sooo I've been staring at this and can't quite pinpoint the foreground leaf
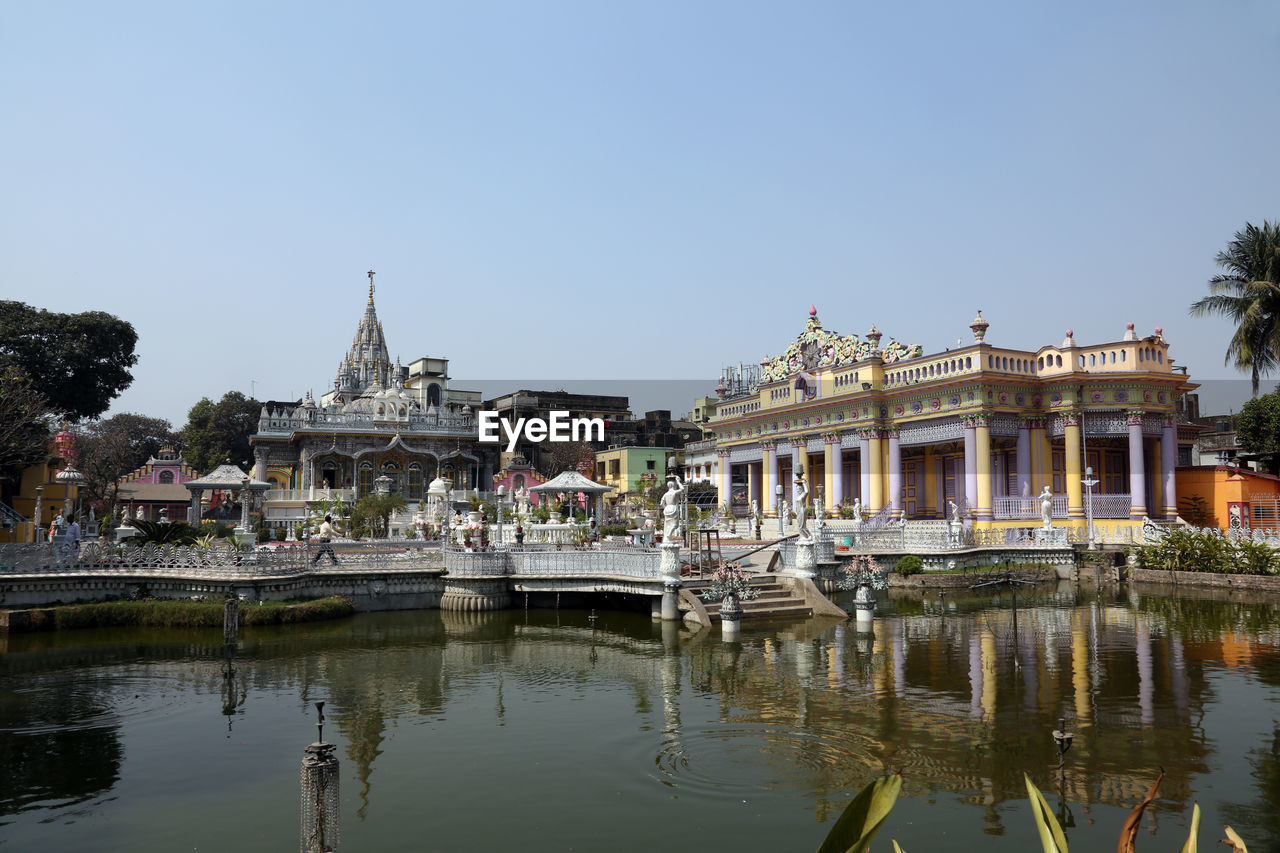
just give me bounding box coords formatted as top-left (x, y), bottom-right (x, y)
top-left (1118, 770), bottom-right (1165, 853)
top-left (892, 842), bottom-right (907, 853)
top-left (1025, 774), bottom-right (1069, 853)
top-left (816, 773), bottom-right (903, 853)
top-left (1221, 825), bottom-right (1247, 853)
top-left (1179, 803), bottom-right (1201, 853)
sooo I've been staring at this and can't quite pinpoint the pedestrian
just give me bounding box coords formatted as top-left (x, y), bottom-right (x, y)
top-left (312, 514), bottom-right (339, 565)
top-left (61, 512), bottom-right (81, 558)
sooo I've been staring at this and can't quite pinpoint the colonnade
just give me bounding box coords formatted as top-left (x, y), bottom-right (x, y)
top-left (713, 411), bottom-right (1180, 522)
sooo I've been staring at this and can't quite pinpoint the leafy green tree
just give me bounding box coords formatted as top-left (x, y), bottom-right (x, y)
top-left (0, 301), bottom-right (139, 420)
top-left (181, 392), bottom-right (261, 475)
top-left (352, 492), bottom-right (407, 538)
top-left (1235, 386), bottom-right (1280, 474)
top-left (0, 368), bottom-right (53, 498)
top-left (1189, 221), bottom-right (1280, 397)
top-left (74, 414), bottom-right (179, 515)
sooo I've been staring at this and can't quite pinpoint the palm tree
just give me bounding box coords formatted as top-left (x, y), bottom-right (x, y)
top-left (1190, 221), bottom-right (1280, 396)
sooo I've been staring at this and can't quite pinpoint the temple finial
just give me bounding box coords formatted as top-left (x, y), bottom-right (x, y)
top-left (367, 269), bottom-right (376, 304)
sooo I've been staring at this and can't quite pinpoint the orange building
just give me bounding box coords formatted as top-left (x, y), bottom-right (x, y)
top-left (1175, 464), bottom-right (1280, 532)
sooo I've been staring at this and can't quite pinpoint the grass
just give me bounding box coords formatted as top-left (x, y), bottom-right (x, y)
top-left (5, 595), bottom-right (355, 632)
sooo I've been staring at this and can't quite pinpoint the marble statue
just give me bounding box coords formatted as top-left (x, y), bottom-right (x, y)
top-left (949, 500), bottom-right (959, 524)
top-left (660, 474), bottom-right (685, 542)
top-left (793, 472), bottom-right (811, 540)
top-left (851, 497), bottom-right (862, 524)
top-left (751, 499), bottom-right (759, 521)
top-left (1039, 486), bottom-right (1053, 529)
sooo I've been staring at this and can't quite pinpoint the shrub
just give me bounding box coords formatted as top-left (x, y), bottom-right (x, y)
top-left (600, 523), bottom-right (630, 537)
top-left (895, 555), bottom-right (924, 575)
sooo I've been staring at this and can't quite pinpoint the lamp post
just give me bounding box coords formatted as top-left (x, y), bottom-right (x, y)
top-left (1082, 466), bottom-right (1099, 550)
top-left (775, 483), bottom-right (784, 538)
top-left (56, 465), bottom-right (84, 519)
top-left (495, 484), bottom-right (506, 550)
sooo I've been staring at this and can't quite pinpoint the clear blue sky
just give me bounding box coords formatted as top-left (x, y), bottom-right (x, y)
top-left (3, 1), bottom-right (1277, 426)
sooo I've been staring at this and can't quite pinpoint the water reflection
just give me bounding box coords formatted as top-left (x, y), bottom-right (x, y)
top-left (2, 585), bottom-right (1280, 850)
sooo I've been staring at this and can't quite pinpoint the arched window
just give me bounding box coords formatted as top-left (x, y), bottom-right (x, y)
top-left (381, 461), bottom-right (402, 494)
top-left (158, 470), bottom-right (175, 484)
top-left (408, 463), bottom-right (423, 499)
top-left (1038, 357), bottom-right (1044, 369)
top-left (514, 474), bottom-right (526, 491)
top-left (427, 384), bottom-right (441, 407)
top-left (358, 463), bottom-right (374, 496)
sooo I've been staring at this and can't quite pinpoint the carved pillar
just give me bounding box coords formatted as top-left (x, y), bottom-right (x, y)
top-left (190, 488), bottom-right (202, 524)
top-left (963, 419), bottom-right (977, 508)
top-left (762, 441), bottom-right (777, 514)
top-left (1128, 411), bottom-right (1147, 518)
top-left (254, 448), bottom-right (269, 483)
top-left (867, 430), bottom-right (884, 512)
top-left (718, 450), bottom-right (732, 507)
top-left (1016, 418), bottom-right (1032, 497)
top-left (1162, 416), bottom-right (1178, 518)
top-left (1063, 413), bottom-right (1083, 518)
top-left (974, 416), bottom-right (991, 522)
top-left (791, 442), bottom-right (802, 503)
top-left (829, 435), bottom-right (844, 508)
top-left (887, 429), bottom-right (902, 518)
top-left (859, 431), bottom-right (871, 506)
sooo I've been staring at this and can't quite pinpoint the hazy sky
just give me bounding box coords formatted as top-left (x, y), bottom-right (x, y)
top-left (3, 1), bottom-right (1278, 427)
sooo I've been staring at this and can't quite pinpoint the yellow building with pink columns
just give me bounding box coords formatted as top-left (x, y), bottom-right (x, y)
top-left (705, 307), bottom-right (1198, 534)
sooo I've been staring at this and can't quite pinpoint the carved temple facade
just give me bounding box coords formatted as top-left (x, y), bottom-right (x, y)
top-left (250, 277), bottom-right (498, 526)
top-left (706, 308), bottom-right (1199, 530)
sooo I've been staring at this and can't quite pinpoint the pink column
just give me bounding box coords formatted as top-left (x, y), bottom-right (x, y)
top-left (859, 430), bottom-right (871, 506)
top-left (1162, 416), bottom-right (1178, 518)
top-left (963, 418), bottom-right (977, 507)
top-left (1128, 411), bottom-right (1147, 518)
top-left (887, 429), bottom-right (902, 517)
top-left (831, 438), bottom-right (844, 506)
top-left (1016, 418), bottom-right (1031, 497)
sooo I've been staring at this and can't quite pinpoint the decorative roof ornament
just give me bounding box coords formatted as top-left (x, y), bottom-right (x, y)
top-left (1123, 322), bottom-right (1138, 341)
top-left (758, 308), bottom-right (922, 383)
top-left (1154, 326), bottom-right (1165, 342)
top-left (1061, 328), bottom-right (1076, 348)
top-left (969, 310), bottom-right (989, 342)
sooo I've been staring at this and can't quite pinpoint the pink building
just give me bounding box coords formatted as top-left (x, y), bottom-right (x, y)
top-left (117, 446), bottom-right (200, 522)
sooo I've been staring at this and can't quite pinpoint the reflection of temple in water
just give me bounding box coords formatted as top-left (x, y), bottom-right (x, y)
top-left (8, 589), bottom-right (1280, 842)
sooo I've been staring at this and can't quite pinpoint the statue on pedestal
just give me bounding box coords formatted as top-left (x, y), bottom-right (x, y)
top-left (794, 472), bottom-right (811, 540)
top-left (660, 474), bottom-right (685, 542)
top-left (1039, 486), bottom-right (1053, 530)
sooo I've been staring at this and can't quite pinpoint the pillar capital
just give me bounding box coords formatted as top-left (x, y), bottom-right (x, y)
top-left (760, 440), bottom-right (777, 451)
top-left (1059, 411), bottom-right (1082, 428)
top-left (1018, 415), bottom-right (1046, 430)
top-left (1161, 414), bottom-right (1177, 430)
top-left (962, 413), bottom-right (989, 429)
top-left (1127, 410), bottom-right (1147, 426)
top-left (822, 432), bottom-right (840, 445)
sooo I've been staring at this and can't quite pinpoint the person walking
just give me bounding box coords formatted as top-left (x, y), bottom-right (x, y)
top-left (312, 515), bottom-right (339, 565)
top-left (61, 513), bottom-right (81, 560)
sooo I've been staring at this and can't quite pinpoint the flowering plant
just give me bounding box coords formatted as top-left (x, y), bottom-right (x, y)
top-left (699, 565), bottom-right (759, 603)
top-left (837, 554), bottom-right (889, 591)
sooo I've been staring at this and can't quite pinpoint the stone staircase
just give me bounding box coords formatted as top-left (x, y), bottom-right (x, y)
top-left (686, 576), bottom-right (817, 621)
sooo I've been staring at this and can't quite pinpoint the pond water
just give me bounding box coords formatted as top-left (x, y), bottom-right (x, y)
top-left (3, 583), bottom-right (1280, 852)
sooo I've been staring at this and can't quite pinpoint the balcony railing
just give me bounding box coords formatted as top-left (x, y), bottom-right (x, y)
top-left (993, 494), bottom-right (1132, 519)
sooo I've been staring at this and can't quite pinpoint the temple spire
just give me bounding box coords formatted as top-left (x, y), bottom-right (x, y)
top-left (367, 269), bottom-right (376, 304)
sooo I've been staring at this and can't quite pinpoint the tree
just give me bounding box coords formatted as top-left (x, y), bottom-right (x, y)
top-left (0, 301), bottom-right (139, 420)
top-left (352, 492), bottom-right (407, 538)
top-left (1235, 386), bottom-right (1280, 475)
top-left (1189, 221), bottom-right (1280, 397)
top-left (181, 392), bottom-right (261, 475)
top-left (0, 368), bottom-right (53, 498)
top-left (538, 440), bottom-right (596, 479)
top-left (74, 414), bottom-right (179, 515)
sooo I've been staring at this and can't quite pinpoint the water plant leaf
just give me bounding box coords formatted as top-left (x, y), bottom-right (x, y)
top-left (1178, 803), bottom-right (1201, 853)
top-left (892, 841), bottom-right (907, 853)
top-left (816, 773), bottom-right (902, 853)
top-left (1025, 774), bottom-right (1069, 853)
top-left (1118, 769), bottom-right (1165, 853)
top-left (1220, 825), bottom-right (1247, 853)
